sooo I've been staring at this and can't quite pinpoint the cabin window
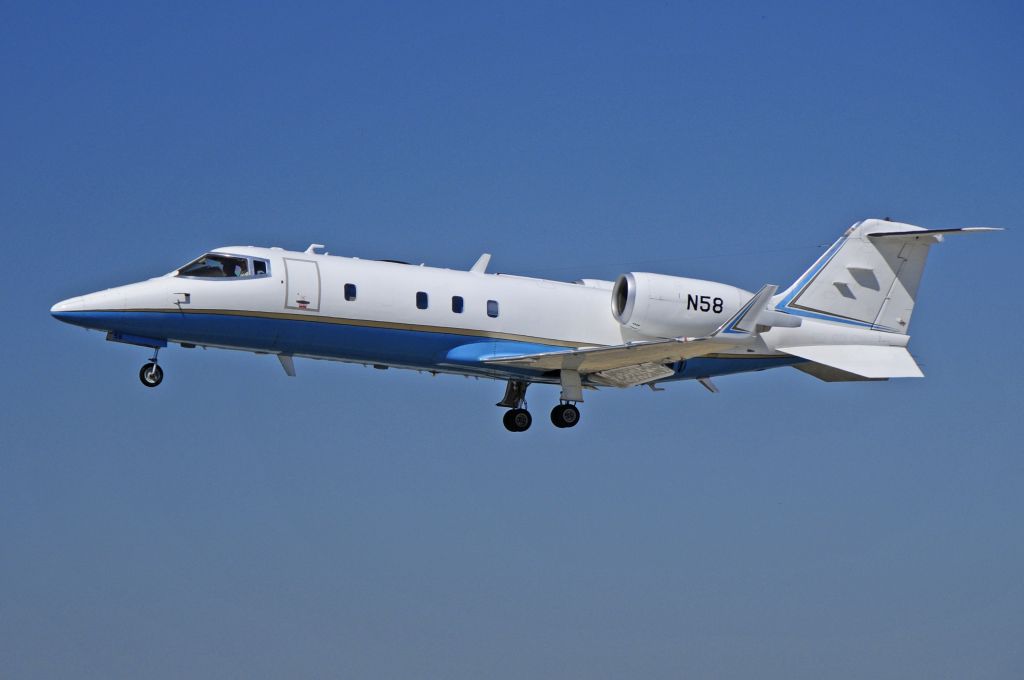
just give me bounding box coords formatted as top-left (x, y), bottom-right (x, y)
top-left (487, 300), bottom-right (499, 318)
top-left (451, 296), bottom-right (464, 313)
top-left (416, 291), bottom-right (429, 309)
top-left (344, 283), bottom-right (357, 301)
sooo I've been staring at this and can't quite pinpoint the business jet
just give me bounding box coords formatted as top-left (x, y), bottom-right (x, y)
top-left (51, 218), bottom-right (997, 431)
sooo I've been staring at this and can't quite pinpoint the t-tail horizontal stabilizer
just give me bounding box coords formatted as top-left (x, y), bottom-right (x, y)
top-left (866, 226), bottom-right (1003, 240)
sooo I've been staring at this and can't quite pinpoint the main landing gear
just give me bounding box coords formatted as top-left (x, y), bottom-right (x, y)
top-left (502, 408), bottom-right (532, 432)
top-left (550, 402), bottom-right (580, 428)
top-left (496, 380), bottom-right (582, 432)
top-left (497, 380), bottom-right (531, 432)
top-left (139, 348), bottom-right (164, 387)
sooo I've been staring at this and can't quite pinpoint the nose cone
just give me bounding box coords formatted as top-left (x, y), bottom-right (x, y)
top-left (51, 296), bottom-right (84, 316)
top-left (51, 295), bottom-right (88, 324)
top-left (51, 289), bottom-right (127, 328)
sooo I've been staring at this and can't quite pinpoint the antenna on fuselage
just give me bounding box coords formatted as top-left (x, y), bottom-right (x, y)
top-left (470, 253), bottom-right (491, 273)
top-left (305, 243), bottom-right (326, 254)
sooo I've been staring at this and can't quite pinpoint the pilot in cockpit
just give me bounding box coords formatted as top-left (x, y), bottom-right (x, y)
top-left (177, 253), bottom-right (263, 279)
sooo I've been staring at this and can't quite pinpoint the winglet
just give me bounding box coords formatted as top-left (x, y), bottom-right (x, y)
top-left (470, 253), bottom-right (491, 273)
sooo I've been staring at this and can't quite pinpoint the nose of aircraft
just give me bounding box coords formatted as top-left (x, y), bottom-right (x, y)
top-left (51, 295), bottom-right (89, 324)
top-left (50, 296), bottom-right (85, 316)
top-left (51, 288), bottom-right (127, 327)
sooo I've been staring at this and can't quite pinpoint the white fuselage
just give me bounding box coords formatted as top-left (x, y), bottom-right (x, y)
top-left (50, 245), bottom-right (800, 385)
top-left (51, 218), bottom-right (996, 431)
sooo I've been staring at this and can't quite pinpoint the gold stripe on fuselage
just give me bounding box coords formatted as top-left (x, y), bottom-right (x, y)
top-left (123, 307), bottom-right (589, 348)
top-left (113, 308), bottom-right (785, 360)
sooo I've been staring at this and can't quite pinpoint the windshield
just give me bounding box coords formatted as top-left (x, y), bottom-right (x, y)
top-left (177, 254), bottom-right (250, 278)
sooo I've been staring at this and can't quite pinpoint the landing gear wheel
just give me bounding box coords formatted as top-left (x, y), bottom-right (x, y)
top-left (503, 408), bottom-right (532, 432)
top-left (139, 363), bottom-right (163, 387)
top-left (550, 403), bottom-right (580, 428)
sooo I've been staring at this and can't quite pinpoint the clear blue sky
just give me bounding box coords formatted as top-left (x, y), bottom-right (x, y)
top-left (3, 2), bottom-right (1022, 677)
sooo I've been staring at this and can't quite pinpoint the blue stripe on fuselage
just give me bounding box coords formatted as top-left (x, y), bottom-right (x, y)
top-left (53, 310), bottom-right (804, 383)
top-left (52, 310), bottom-right (566, 375)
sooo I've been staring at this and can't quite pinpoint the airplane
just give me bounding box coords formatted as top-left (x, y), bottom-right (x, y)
top-left (51, 218), bottom-right (998, 431)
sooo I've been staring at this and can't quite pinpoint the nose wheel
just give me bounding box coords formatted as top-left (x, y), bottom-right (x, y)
top-left (139, 348), bottom-right (164, 387)
top-left (550, 403), bottom-right (580, 428)
top-left (139, 363), bottom-right (163, 387)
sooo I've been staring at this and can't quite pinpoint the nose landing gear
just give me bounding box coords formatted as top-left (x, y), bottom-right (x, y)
top-left (139, 348), bottom-right (164, 387)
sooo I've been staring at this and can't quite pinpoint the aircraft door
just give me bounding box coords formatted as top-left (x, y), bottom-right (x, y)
top-left (283, 258), bottom-right (321, 311)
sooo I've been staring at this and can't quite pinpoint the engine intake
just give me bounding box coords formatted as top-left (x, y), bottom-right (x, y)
top-left (611, 272), bottom-right (750, 338)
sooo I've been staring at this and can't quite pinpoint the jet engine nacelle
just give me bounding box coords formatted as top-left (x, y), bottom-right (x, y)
top-left (611, 272), bottom-right (750, 338)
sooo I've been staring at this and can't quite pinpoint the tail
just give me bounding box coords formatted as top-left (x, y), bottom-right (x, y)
top-left (770, 218), bottom-right (1000, 381)
top-left (774, 218), bottom-right (999, 333)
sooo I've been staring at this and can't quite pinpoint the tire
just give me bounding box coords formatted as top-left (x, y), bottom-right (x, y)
top-left (551, 403), bottom-right (580, 428)
top-left (139, 363), bottom-right (163, 387)
top-left (504, 408), bottom-right (532, 432)
top-left (550, 406), bottom-right (566, 428)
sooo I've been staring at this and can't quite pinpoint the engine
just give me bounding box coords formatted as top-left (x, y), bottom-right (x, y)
top-left (611, 272), bottom-right (750, 338)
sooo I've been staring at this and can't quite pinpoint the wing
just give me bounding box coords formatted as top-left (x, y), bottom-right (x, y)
top-left (484, 284), bottom-right (780, 387)
top-left (485, 334), bottom-right (740, 371)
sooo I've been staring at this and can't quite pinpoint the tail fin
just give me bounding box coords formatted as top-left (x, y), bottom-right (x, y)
top-left (774, 219), bottom-right (999, 333)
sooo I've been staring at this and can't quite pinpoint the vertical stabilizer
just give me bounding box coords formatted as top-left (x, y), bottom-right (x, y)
top-left (774, 219), bottom-right (957, 333)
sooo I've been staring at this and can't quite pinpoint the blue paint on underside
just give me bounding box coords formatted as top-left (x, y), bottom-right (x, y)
top-left (679, 355), bottom-right (803, 378)
top-left (52, 310), bottom-right (803, 382)
top-left (53, 310), bottom-right (566, 378)
top-left (444, 341), bottom-right (565, 364)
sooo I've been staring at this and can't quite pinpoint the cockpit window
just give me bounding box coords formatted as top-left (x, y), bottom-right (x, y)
top-left (177, 254), bottom-right (252, 278)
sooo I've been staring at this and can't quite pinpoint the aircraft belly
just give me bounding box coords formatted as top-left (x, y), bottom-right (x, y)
top-left (58, 309), bottom-right (805, 383)
top-left (90, 310), bottom-right (572, 378)
top-left (676, 355), bottom-right (803, 379)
